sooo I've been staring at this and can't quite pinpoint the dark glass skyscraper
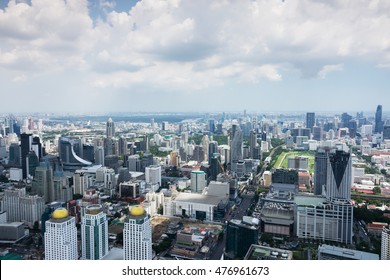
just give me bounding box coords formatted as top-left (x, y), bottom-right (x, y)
top-left (20, 133), bottom-right (32, 179)
top-left (306, 112), bottom-right (315, 132)
top-left (225, 219), bottom-right (259, 259)
top-left (375, 105), bottom-right (383, 133)
top-left (314, 148), bottom-right (329, 195)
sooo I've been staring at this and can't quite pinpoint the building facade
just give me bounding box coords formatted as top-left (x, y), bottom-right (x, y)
top-left (123, 206), bottom-right (152, 260)
top-left (44, 208), bottom-right (77, 260)
top-left (81, 205), bottom-right (108, 260)
top-left (382, 226), bottom-right (390, 260)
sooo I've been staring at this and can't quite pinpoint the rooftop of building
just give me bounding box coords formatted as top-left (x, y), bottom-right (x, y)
top-left (294, 194), bottom-right (327, 207)
top-left (318, 245), bottom-right (379, 260)
top-left (0, 222), bottom-right (24, 228)
top-left (244, 244), bottom-right (293, 260)
top-left (229, 219), bottom-right (259, 230)
top-left (174, 192), bottom-right (228, 206)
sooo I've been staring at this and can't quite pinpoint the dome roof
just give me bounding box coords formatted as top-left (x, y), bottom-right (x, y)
top-left (52, 208), bottom-right (69, 219)
top-left (130, 206), bottom-right (145, 216)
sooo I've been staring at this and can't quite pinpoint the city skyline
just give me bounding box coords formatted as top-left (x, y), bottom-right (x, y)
top-left (0, 0), bottom-right (390, 113)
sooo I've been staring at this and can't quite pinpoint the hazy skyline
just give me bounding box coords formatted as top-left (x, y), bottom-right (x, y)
top-left (1, 0), bottom-right (390, 113)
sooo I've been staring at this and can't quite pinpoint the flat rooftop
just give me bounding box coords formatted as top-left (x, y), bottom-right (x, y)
top-left (318, 245), bottom-right (379, 260)
top-left (174, 192), bottom-right (228, 205)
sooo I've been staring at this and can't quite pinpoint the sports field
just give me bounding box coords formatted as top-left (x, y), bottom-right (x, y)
top-left (275, 150), bottom-right (315, 174)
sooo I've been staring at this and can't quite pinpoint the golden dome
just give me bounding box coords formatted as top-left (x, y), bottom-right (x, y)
top-left (130, 206), bottom-right (145, 216)
top-left (52, 208), bottom-right (69, 219)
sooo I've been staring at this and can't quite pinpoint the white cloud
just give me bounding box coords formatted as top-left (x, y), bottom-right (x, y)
top-left (318, 64), bottom-right (344, 79)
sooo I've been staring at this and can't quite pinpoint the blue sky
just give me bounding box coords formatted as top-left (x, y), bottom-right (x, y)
top-left (0, 0), bottom-right (389, 114)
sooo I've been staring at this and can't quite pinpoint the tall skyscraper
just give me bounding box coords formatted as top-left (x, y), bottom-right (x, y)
top-left (44, 208), bottom-right (77, 260)
top-left (375, 105), bottom-right (383, 133)
top-left (382, 226), bottom-right (390, 260)
top-left (208, 119), bottom-right (215, 133)
top-left (81, 205), bottom-right (108, 260)
top-left (314, 148), bottom-right (329, 195)
top-left (202, 135), bottom-right (210, 163)
top-left (326, 150), bottom-right (352, 200)
top-left (124, 206), bottom-right (152, 260)
top-left (32, 162), bottom-right (53, 203)
top-left (191, 170), bottom-right (206, 193)
top-left (20, 133), bottom-right (32, 179)
top-left (95, 146), bottom-right (105, 165)
top-left (230, 125), bottom-right (243, 162)
top-left (306, 112), bottom-right (315, 132)
top-left (208, 141), bottom-right (218, 164)
top-left (249, 130), bottom-right (257, 159)
top-left (106, 118), bottom-right (115, 138)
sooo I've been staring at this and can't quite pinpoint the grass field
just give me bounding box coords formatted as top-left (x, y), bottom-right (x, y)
top-left (276, 150), bottom-right (315, 174)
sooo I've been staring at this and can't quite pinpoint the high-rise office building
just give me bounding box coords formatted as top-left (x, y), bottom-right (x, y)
top-left (382, 226), bottom-right (390, 260)
top-left (8, 143), bottom-right (21, 167)
top-left (44, 208), bottom-right (77, 260)
top-left (314, 148), bottom-right (329, 195)
top-left (225, 219), bottom-right (259, 259)
top-left (249, 130), bottom-right (258, 159)
top-left (375, 105), bottom-right (383, 133)
top-left (106, 118), bottom-right (115, 138)
top-left (20, 133), bottom-right (32, 179)
top-left (326, 150), bottom-right (352, 200)
top-left (3, 188), bottom-right (26, 222)
top-left (384, 125), bottom-right (390, 140)
top-left (145, 165), bottom-right (161, 186)
top-left (209, 119), bottom-right (215, 133)
top-left (210, 153), bottom-right (223, 181)
top-left (118, 137), bottom-right (128, 156)
top-left (53, 172), bottom-right (73, 203)
top-left (81, 204), bottom-right (108, 260)
top-left (306, 112), bottom-right (315, 132)
top-left (20, 195), bottom-right (45, 227)
top-left (208, 141), bottom-right (218, 164)
top-left (95, 146), bottom-right (105, 165)
top-left (124, 206), bottom-right (152, 260)
top-left (231, 125), bottom-right (243, 162)
top-left (191, 170), bottom-right (206, 193)
top-left (312, 126), bottom-right (323, 141)
top-left (32, 162), bottom-right (53, 203)
top-left (128, 155), bottom-right (141, 172)
top-left (202, 135), bottom-right (210, 163)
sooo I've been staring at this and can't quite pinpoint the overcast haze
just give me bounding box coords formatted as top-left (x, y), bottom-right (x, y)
top-left (0, 0), bottom-right (390, 114)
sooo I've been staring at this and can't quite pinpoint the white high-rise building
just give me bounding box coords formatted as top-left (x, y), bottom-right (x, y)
top-left (190, 171), bottom-right (206, 193)
top-left (20, 195), bottom-right (45, 227)
top-left (44, 208), bottom-right (77, 260)
top-left (145, 165), bottom-right (161, 186)
top-left (81, 204), bottom-right (109, 260)
top-left (382, 226), bottom-right (390, 260)
top-left (123, 206), bottom-right (152, 260)
top-left (3, 188), bottom-right (26, 222)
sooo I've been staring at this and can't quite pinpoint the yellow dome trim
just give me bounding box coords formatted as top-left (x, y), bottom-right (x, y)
top-left (52, 208), bottom-right (69, 219)
top-left (130, 206), bottom-right (145, 216)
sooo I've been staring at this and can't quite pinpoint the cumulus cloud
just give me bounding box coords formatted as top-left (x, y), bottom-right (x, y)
top-left (0, 0), bottom-right (389, 111)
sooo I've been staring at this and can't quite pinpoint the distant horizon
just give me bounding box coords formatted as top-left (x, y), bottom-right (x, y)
top-left (1, 109), bottom-right (389, 118)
